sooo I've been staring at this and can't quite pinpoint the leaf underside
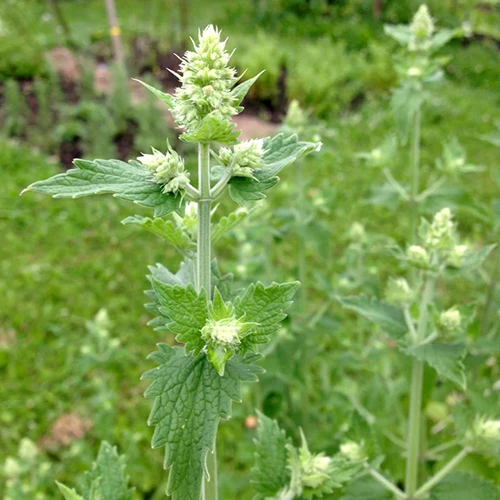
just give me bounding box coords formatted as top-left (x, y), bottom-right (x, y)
top-left (338, 295), bottom-right (408, 340)
top-left (24, 158), bottom-right (183, 217)
top-left (142, 345), bottom-right (262, 500)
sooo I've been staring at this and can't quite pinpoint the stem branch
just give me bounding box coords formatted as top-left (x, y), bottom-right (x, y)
top-left (368, 468), bottom-right (407, 499)
top-left (414, 448), bottom-right (469, 499)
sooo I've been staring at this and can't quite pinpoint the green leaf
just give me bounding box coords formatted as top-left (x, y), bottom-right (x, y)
top-left (234, 281), bottom-right (300, 351)
top-left (391, 83), bottom-right (424, 142)
top-left (133, 78), bottom-right (175, 109)
top-left (341, 476), bottom-right (393, 500)
top-left (142, 345), bottom-right (263, 500)
top-left (430, 472), bottom-right (500, 500)
top-left (81, 442), bottom-right (134, 500)
top-left (229, 134), bottom-right (320, 206)
top-left (180, 112), bottom-right (241, 144)
top-left (57, 442), bottom-right (133, 500)
top-left (252, 412), bottom-right (291, 499)
top-left (122, 215), bottom-right (195, 257)
top-left (56, 482), bottom-right (84, 500)
top-left (151, 281), bottom-right (208, 355)
top-left (23, 158), bottom-right (183, 217)
top-left (406, 342), bottom-right (466, 389)
top-left (460, 244), bottom-right (496, 272)
top-left (338, 296), bottom-right (408, 340)
top-left (231, 71), bottom-right (265, 106)
top-left (384, 24), bottom-right (412, 46)
top-left (212, 210), bottom-right (249, 243)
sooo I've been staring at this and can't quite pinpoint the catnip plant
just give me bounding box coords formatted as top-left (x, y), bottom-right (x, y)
top-left (23, 26), bottom-right (319, 499)
top-left (252, 5), bottom-right (500, 500)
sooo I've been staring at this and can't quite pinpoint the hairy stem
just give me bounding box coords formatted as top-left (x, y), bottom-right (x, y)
top-left (414, 448), bottom-right (470, 499)
top-left (410, 108), bottom-right (422, 244)
top-left (405, 275), bottom-right (435, 498)
top-left (368, 468), bottom-right (407, 500)
top-left (197, 142), bottom-right (218, 500)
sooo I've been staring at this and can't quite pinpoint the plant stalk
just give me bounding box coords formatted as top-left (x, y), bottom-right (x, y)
top-left (368, 468), bottom-right (407, 500)
top-left (413, 448), bottom-right (469, 499)
top-left (410, 108), bottom-right (422, 244)
top-left (197, 142), bottom-right (218, 500)
top-left (405, 275), bottom-right (436, 498)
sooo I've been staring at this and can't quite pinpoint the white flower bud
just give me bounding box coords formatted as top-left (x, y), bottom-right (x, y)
top-left (425, 208), bottom-right (455, 251)
top-left (407, 245), bottom-right (430, 267)
top-left (466, 416), bottom-right (500, 454)
top-left (439, 308), bottom-right (461, 332)
top-left (340, 441), bottom-right (366, 462)
top-left (348, 222), bottom-right (366, 243)
top-left (301, 453), bottom-right (332, 488)
top-left (4, 457), bottom-right (21, 478)
top-left (447, 244), bottom-right (468, 267)
top-left (18, 438), bottom-right (38, 460)
top-left (173, 25), bottom-right (238, 131)
top-left (410, 5), bottom-right (435, 40)
top-left (386, 277), bottom-right (413, 304)
top-left (202, 317), bottom-right (242, 348)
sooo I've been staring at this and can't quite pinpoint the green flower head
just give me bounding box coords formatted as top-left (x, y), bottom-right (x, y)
top-left (173, 25), bottom-right (238, 132)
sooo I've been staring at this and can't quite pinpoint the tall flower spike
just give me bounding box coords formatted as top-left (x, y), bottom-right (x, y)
top-left (173, 25), bottom-right (238, 132)
top-left (410, 4), bottom-right (435, 40)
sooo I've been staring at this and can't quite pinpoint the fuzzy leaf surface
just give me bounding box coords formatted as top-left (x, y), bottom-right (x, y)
top-left (212, 210), bottom-right (249, 243)
top-left (229, 134), bottom-right (320, 206)
top-left (252, 412), bottom-right (291, 499)
top-left (338, 296), bottom-right (408, 340)
top-left (134, 79), bottom-right (175, 109)
top-left (406, 341), bottom-right (466, 389)
top-left (234, 281), bottom-right (300, 351)
top-left (429, 472), bottom-right (500, 500)
top-left (151, 281), bottom-right (208, 354)
top-left (340, 476), bottom-right (393, 500)
top-left (142, 345), bottom-right (263, 500)
top-left (231, 71), bottom-right (264, 106)
top-left (123, 215), bottom-right (195, 257)
top-left (24, 158), bottom-right (182, 217)
top-left (81, 442), bottom-right (134, 500)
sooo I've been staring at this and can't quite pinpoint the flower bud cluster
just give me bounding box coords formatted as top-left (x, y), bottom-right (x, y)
top-left (386, 277), bottom-right (413, 305)
top-left (410, 5), bottom-right (435, 49)
top-left (137, 146), bottom-right (190, 194)
top-left (173, 25), bottom-right (238, 131)
top-left (406, 208), bottom-right (468, 270)
top-left (465, 416), bottom-right (500, 454)
top-left (219, 139), bottom-right (265, 178)
top-left (201, 296), bottom-right (257, 375)
top-left (439, 307), bottom-right (461, 332)
top-left (339, 441), bottom-right (367, 462)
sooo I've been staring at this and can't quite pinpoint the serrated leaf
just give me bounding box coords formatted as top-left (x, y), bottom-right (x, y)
top-left (56, 482), bottom-right (84, 500)
top-left (151, 281), bottom-right (208, 354)
top-left (234, 281), bottom-right (300, 351)
top-left (229, 134), bottom-right (320, 206)
top-left (430, 471), bottom-right (500, 500)
top-left (24, 158), bottom-right (182, 217)
top-left (123, 215), bottom-right (195, 257)
top-left (180, 112), bottom-right (240, 144)
top-left (252, 412), bottom-right (291, 499)
top-left (82, 442), bottom-right (134, 500)
top-left (383, 24), bottom-right (412, 46)
top-left (133, 79), bottom-right (175, 109)
top-left (231, 71), bottom-right (264, 106)
top-left (212, 210), bottom-right (249, 243)
top-left (460, 244), bottom-right (496, 272)
top-left (57, 442), bottom-right (133, 500)
top-left (142, 345), bottom-right (263, 500)
top-left (391, 83), bottom-right (424, 142)
top-left (406, 342), bottom-right (466, 389)
top-left (338, 296), bottom-right (408, 340)
top-left (341, 476), bottom-right (393, 500)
